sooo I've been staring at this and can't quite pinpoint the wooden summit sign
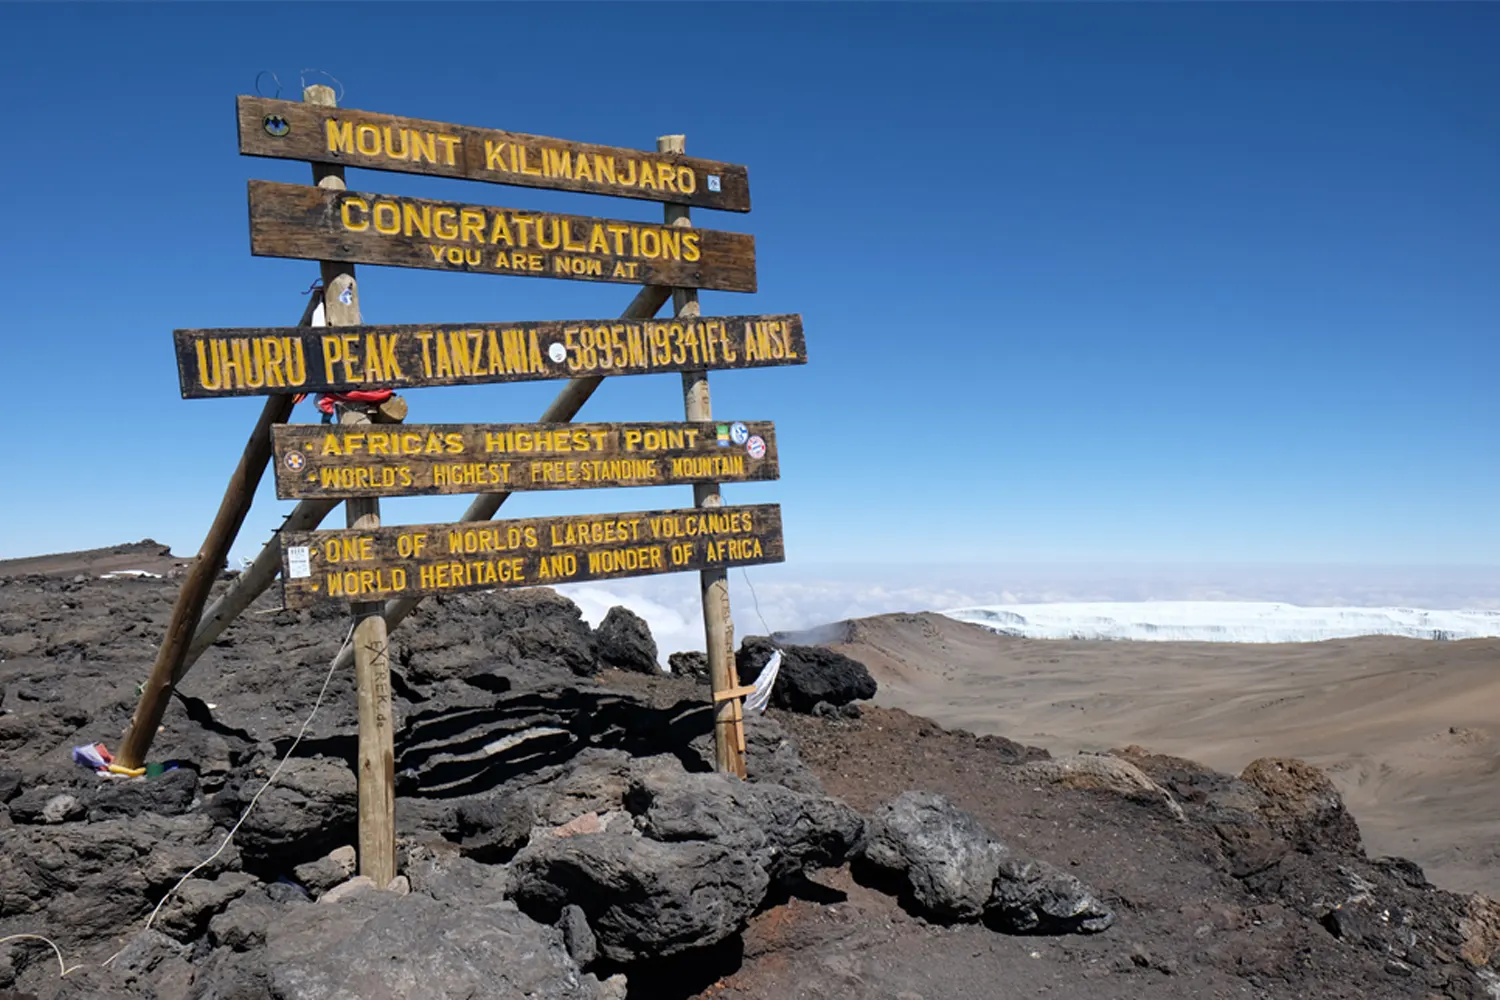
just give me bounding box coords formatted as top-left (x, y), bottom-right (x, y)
top-left (248, 180), bottom-right (757, 291)
top-left (272, 420), bottom-right (779, 499)
top-left (125, 85), bottom-right (785, 843)
top-left (174, 315), bottom-right (804, 398)
top-left (238, 96), bottom-right (752, 213)
top-left (280, 503), bottom-right (784, 609)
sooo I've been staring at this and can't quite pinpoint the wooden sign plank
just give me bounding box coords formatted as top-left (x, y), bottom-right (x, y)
top-left (271, 420), bottom-right (779, 500)
top-left (279, 503), bottom-right (784, 609)
top-left (238, 96), bottom-right (751, 213)
top-left (248, 181), bottom-right (757, 292)
top-left (173, 314), bottom-right (804, 398)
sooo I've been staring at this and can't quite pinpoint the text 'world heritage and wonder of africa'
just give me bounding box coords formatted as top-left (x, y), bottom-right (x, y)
top-left (280, 504), bottom-right (784, 609)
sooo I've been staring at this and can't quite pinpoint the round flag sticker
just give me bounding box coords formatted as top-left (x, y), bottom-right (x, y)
top-left (729, 422), bottom-right (750, 445)
top-left (284, 451), bottom-right (305, 472)
top-left (745, 435), bottom-right (766, 460)
top-left (548, 342), bottom-right (567, 363)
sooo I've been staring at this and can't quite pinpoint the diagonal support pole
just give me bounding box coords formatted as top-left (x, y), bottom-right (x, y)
top-left (114, 296), bottom-right (315, 768)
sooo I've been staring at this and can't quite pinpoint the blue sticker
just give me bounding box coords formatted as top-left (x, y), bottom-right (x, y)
top-left (338, 286), bottom-right (354, 306)
top-left (729, 422), bottom-right (749, 445)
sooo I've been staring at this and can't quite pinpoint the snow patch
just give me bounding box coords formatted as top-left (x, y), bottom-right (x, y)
top-left (942, 601), bottom-right (1500, 643)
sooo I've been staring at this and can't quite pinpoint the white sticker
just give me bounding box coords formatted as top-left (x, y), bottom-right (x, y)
top-left (729, 422), bottom-right (749, 445)
top-left (287, 546), bottom-right (311, 579)
top-left (745, 435), bottom-right (766, 460)
top-left (548, 342), bottom-right (567, 363)
top-left (337, 286), bottom-right (354, 306)
top-left (707, 174), bottom-right (721, 192)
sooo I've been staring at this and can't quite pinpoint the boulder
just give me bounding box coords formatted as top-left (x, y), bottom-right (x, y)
top-left (1240, 757), bottom-right (1364, 857)
top-left (454, 793), bottom-right (538, 863)
top-left (8, 787), bottom-right (85, 825)
top-left (593, 607), bottom-right (659, 674)
top-left (668, 651), bottom-right (709, 684)
top-left (510, 832), bottom-right (770, 963)
top-left (88, 767), bottom-right (199, 821)
top-left (988, 858), bottom-right (1114, 934)
top-left (629, 758), bottom-right (864, 882)
top-left (495, 589), bottom-right (600, 679)
top-left (209, 887), bottom-right (304, 952)
top-left (558, 903), bottom-right (599, 967)
top-left (689, 713), bottom-right (824, 795)
top-left (197, 874), bottom-right (607, 1000)
top-left (233, 756), bottom-right (357, 871)
top-left (0, 813), bottom-right (241, 945)
top-left (854, 791), bottom-right (1007, 922)
top-left (396, 589), bottom-right (598, 684)
top-left (452, 749), bottom-right (635, 861)
top-left (153, 871), bottom-right (260, 941)
top-left (736, 636), bottom-right (876, 713)
top-left (292, 845), bottom-right (358, 896)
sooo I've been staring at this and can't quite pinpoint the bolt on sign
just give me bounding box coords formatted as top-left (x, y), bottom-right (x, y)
top-left (279, 504), bottom-right (785, 610)
top-left (238, 96), bottom-right (752, 213)
top-left (248, 180), bottom-right (757, 291)
top-left (173, 315), bottom-right (804, 398)
top-left (272, 420), bottom-right (780, 500)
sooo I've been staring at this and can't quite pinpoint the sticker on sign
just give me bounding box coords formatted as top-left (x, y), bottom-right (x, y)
top-left (287, 546), bottom-right (312, 579)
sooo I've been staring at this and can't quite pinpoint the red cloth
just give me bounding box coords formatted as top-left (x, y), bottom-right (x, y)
top-left (312, 390), bottom-right (394, 415)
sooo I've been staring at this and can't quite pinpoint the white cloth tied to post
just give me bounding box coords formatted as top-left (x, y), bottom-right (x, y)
top-left (744, 650), bottom-right (782, 714)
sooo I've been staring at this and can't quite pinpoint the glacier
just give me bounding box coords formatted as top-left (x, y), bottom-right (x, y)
top-left (941, 601), bottom-right (1500, 644)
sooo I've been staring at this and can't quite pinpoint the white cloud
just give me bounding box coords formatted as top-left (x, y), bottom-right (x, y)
top-left (555, 562), bottom-right (1500, 666)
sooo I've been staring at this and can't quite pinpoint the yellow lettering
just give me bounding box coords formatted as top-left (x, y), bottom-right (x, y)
top-left (356, 124), bottom-right (381, 156)
top-left (460, 209), bottom-right (486, 244)
top-left (409, 131), bottom-right (437, 165)
top-left (340, 197), bottom-right (369, 232)
top-left (326, 120), bottom-right (354, 154)
top-left (373, 201), bottom-right (400, 235)
top-left (382, 126), bottom-right (409, 160)
top-left (402, 202), bottom-right (431, 239)
top-left (195, 340), bottom-right (222, 391)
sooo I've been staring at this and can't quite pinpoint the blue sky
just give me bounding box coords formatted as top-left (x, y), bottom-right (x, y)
top-left (2, 2), bottom-right (1497, 582)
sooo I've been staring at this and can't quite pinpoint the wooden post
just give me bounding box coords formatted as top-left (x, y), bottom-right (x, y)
top-left (301, 82), bottom-right (397, 887)
top-left (660, 133), bottom-right (747, 778)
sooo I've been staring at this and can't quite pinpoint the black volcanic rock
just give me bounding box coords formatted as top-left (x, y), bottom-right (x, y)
top-left (592, 606), bottom-right (659, 674)
top-left (668, 650), bottom-right (709, 684)
top-left (736, 636), bottom-right (877, 713)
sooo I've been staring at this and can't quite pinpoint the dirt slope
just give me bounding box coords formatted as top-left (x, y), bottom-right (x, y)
top-left (783, 612), bottom-right (1500, 897)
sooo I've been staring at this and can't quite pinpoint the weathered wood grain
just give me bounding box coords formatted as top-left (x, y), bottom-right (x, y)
top-left (271, 420), bottom-right (779, 499)
top-left (174, 314), bottom-right (804, 398)
top-left (247, 181), bottom-right (757, 292)
top-left (280, 504), bottom-right (784, 610)
top-left (238, 96), bottom-right (751, 212)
